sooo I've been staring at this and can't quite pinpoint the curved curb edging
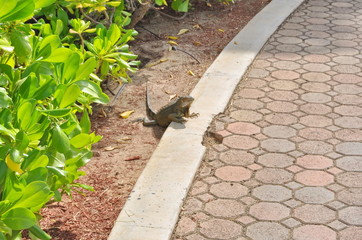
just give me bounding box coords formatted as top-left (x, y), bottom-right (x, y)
top-left (108, 0), bottom-right (305, 239)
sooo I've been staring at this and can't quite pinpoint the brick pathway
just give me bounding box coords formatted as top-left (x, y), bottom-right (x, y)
top-left (171, 0), bottom-right (362, 239)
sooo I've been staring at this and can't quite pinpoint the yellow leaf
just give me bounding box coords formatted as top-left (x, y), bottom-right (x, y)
top-left (162, 0), bottom-right (168, 5)
top-left (166, 36), bottom-right (179, 40)
top-left (187, 70), bottom-right (195, 76)
top-left (206, 2), bottom-right (212, 7)
top-left (168, 40), bottom-right (178, 46)
top-left (192, 24), bottom-right (201, 29)
top-left (159, 59), bottom-right (168, 63)
top-left (5, 154), bottom-right (23, 174)
top-left (218, 29), bottom-right (225, 33)
top-left (95, 6), bottom-right (107, 12)
top-left (193, 41), bottom-right (202, 46)
top-left (177, 29), bottom-right (189, 35)
top-left (120, 110), bottom-right (134, 119)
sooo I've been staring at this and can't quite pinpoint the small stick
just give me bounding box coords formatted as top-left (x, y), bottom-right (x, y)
top-left (124, 156), bottom-right (141, 161)
top-left (171, 46), bottom-right (201, 64)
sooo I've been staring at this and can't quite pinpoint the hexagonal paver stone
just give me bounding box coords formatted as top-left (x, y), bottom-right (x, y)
top-left (296, 155), bottom-right (333, 169)
top-left (299, 128), bottom-right (333, 140)
top-left (261, 139), bottom-right (295, 153)
top-left (338, 188), bottom-right (362, 206)
top-left (210, 182), bottom-right (248, 199)
top-left (301, 92), bottom-right (331, 103)
top-left (252, 185), bottom-right (292, 201)
top-left (294, 204), bottom-right (336, 224)
top-left (215, 166), bottom-right (252, 181)
top-left (266, 101), bottom-right (298, 113)
top-left (205, 199), bottom-right (245, 218)
top-left (337, 156), bottom-right (362, 171)
top-left (230, 110), bottom-right (263, 122)
top-left (335, 117), bottom-right (362, 129)
top-left (255, 168), bottom-right (293, 184)
top-left (226, 122), bottom-right (261, 135)
top-left (300, 115), bottom-right (332, 127)
top-left (339, 207), bottom-right (362, 225)
top-left (249, 202), bottom-right (290, 220)
top-left (336, 142), bottom-right (362, 155)
top-left (293, 225), bottom-right (336, 240)
top-left (174, 217), bottom-right (196, 236)
top-left (295, 187), bottom-right (334, 204)
top-left (200, 219), bottom-right (242, 239)
top-left (335, 129), bottom-right (362, 141)
top-left (337, 172), bottom-right (362, 187)
top-left (295, 170), bottom-right (334, 186)
top-left (246, 222), bottom-right (289, 240)
top-left (223, 135), bottom-right (259, 150)
top-left (263, 125), bottom-right (296, 138)
top-left (219, 150), bottom-right (255, 166)
top-left (257, 153), bottom-right (294, 167)
top-left (298, 141), bottom-right (333, 155)
top-left (340, 227), bottom-right (362, 240)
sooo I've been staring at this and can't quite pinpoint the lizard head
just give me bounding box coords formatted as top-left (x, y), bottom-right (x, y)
top-left (178, 96), bottom-right (194, 107)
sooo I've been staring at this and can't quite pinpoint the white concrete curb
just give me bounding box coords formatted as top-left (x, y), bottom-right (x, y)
top-left (108, 0), bottom-right (305, 239)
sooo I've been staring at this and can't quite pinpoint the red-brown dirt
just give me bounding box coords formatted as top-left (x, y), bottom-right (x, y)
top-left (38, 1), bottom-right (270, 239)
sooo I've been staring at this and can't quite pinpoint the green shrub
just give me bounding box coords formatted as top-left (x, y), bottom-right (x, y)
top-left (0, 0), bottom-right (138, 239)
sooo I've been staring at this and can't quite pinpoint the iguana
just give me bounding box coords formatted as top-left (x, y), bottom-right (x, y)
top-left (141, 86), bottom-right (198, 127)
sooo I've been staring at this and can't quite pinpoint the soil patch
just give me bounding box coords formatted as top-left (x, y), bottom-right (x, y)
top-left (39, 0), bottom-right (270, 239)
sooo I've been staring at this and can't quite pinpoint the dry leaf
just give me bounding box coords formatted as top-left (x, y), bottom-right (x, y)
top-left (166, 36), bottom-right (179, 40)
top-left (104, 146), bottom-right (117, 151)
top-left (187, 70), bottom-right (195, 76)
top-left (169, 94), bottom-right (177, 101)
top-left (168, 40), bottom-right (178, 46)
top-left (206, 2), bottom-right (212, 7)
top-left (193, 24), bottom-right (201, 29)
top-left (218, 29), bottom-right (225, 33)
top-left (119, 110), bottom-right (134, 118)
top-left (160, 59), bottom-right (168, 63)
top-left (193, 41), bottom-right (202, 46)
top-left (177, 29), bottom-right (189, 35)
top-left (234, 41), bottom-right (238, 45)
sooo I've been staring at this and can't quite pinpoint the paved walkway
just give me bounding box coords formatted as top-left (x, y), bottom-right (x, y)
top-left (172, 0), bottom-right (362, 239)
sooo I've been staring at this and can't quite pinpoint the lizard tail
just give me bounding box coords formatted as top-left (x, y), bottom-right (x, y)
top-left (146, 83), bottom-right (157, 119)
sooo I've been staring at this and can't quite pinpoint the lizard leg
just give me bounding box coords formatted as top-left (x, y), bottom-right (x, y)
top-left (143, 118), bottom-right (158, 126)
top-left (168, 113), bottom-right (187, 123)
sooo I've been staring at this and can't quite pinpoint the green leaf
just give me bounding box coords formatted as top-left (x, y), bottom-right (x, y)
top-left (61, 53), bottom-right (80, 84)
top-left (29, 225), bottom-right (52, 240)
top-left (1, 208), bottom-right (36, 230)
top-left (52, 125), bottom-right (70, 153)
top-left (13, 181), bottom-right (51, 209)
top-left (0, 231), bottom-right (4, 240)
top-left (42, 48), bottom-right (73, 63)
top-left (0, 38), bottom-right (14, 52)
top-left (17, 101), bottom-right (35, 131)
top-left (15, 131), bottom-right (29, 151)
top-left (59, 84), bottom-right (80, 108)
top-left (9, 30), bottom-right (32, 64)
top-left (39, 108), bottom-right (71, 117)
top-left (74, 80), bottom-right (109, 104)
top-left (80, 110), bottom-right (90, 133)
top-left (0, 88), bottom-right (11, 108)
top-left (33, 79), bottom-right (56, 100)
top-left (74, 57), bottom-right (97, 81)
top-left (70, 133), bottom-right (92, 148)
top-left (26, 155), bottom-right (49, 171)
top-left (107, 24), bottom-right (121, 47)
top-left (0, 0), bottom-right (35, 22)
top-left (34, 0), bottom-right (56, 9)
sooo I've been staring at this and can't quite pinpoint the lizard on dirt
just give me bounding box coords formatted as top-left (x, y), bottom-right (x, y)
top-left (141, 86), bottom-right (198, 127)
